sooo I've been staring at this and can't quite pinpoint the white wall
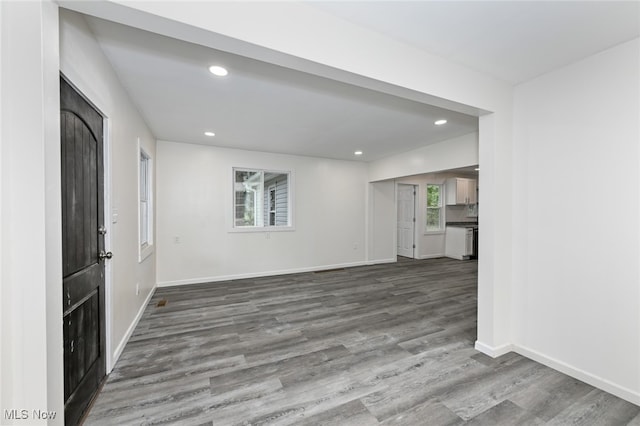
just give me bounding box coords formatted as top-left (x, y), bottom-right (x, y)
top-left (1, 6), bottom-right (157, 420)
top-left (59, 10), bottom-right (157, 366)
top-left (512, 38), bottom-right (640, 404)
top-left (367, 180), bottom-right (396, 263)
top-left (446, 205), bottom-right (477, 223)
top-left (156, 141), bottom-right (368, 285)
top-left (1, 2), bottom-right (4, 414)
top-left (154, 135), bottom-right (479, 284)
top-left (1, 2), bottom-right (63, 423)
top-left (369, 133), bottom-right (478, 183)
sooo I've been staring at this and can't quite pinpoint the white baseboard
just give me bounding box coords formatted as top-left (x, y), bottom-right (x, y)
top-left (514, 344), bottom-right (640, 406)
top-left (417, 254), bottom-right (445, 259)
top-left (109, 285), bottom-right (157, 372)
top-left (474, 340), bottom-right (515, 358)
top-left (445, 254), bottom-right (467, 261)
top-left (157, 260), bottom-right (379, 287)
top-left (367, 257), bottom-right (397, 265)
top-left (474, 340), bottom-right (640, 406)
top-left (157, 257), bottom-right (448, 287)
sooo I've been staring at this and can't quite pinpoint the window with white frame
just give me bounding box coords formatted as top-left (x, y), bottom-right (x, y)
top-left (139, 148), bottom-right (153, 259)
top-left (233, 168), bottom-right (291, 228)
top-left (426, 183), bottom-right (444, 231)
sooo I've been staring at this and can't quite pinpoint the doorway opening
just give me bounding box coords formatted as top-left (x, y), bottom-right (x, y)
top-left (397, 183), bottom-right (417, 259)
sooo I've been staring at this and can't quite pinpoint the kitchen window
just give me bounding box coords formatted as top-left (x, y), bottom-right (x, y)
top-left (233, 168), bottom-right (292, 229)
top-left (426, 183), bottom-right (443, 231)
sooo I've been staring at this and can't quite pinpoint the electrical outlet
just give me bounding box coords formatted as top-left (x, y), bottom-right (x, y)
top-left (135, 283), bottom-right (140, 296)
top-left (174, 236), bottom-right (181, 244)
top-left (353, 243), bottom-right (358, 250)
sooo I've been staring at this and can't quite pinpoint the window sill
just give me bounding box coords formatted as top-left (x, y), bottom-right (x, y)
top-left (229, 226), bottom-right (296, 233)
top-left (139, 244), bottom-right (154, 263)
top-left (424, 230), bottom-right (446, 235)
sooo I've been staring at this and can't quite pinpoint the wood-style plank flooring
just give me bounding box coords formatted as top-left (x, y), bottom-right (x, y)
top-left (85, 258), bottom-right (640, 425)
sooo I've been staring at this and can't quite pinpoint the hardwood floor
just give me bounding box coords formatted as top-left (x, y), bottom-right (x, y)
top-left (85, 258), bottom-right (640, 425)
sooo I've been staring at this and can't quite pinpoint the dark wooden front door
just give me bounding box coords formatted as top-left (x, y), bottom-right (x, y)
top-left (61, 76), bottom-right (107, 426)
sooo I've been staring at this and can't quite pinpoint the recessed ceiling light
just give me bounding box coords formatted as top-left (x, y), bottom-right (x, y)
top-left (434, 119), bottom-right (447, 126)
top-left (354, 150), bottom-right (363, 156)
top-left (204, 131), bottom-right (215, 137)
top-left (209, 65), bottom-right (228, 77)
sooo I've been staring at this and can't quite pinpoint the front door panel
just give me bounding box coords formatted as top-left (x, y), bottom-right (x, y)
top-left (61, 76), bottom-right (106, 426)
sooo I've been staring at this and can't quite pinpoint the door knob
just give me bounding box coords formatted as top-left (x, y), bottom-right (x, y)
top-left (98, 226), bottom-right (107, 235)
top-left (98, 251), bottom-right (113, 261)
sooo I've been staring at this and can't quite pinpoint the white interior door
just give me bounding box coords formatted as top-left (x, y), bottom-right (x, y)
top-left (397, 184), bottom-right (416, 258)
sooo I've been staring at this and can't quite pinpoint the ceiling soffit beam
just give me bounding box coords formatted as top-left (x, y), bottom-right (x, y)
top-left (57, 0), bottom-right (491, 118)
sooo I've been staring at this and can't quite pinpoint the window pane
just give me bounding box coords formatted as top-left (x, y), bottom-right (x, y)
top-left (234, 169), bottom-right (291, 228)
top-left (426, 184), bottom-right (443, 231)
top-left (234, 170), bottom-right (263, 227)
top-left (426, 208), bottom-right (441, 231)
top-left (140, 200), bottom-right (148, 246)
top-left (263, 172), bottom-right (288, 227)
top-left (140, 154), bottom-right (148, 201)
top-left (427, 184), bottom-right (440, 207)
top-left (139, 151), bottom-right (151, 249)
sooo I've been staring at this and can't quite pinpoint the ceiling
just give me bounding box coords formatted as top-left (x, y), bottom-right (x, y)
top-left (82, 1), bottom-right (639, 163)
top-left (85, 16), bottom-right (478, 162)
top-left (310, 1), bottom-right (640, 84)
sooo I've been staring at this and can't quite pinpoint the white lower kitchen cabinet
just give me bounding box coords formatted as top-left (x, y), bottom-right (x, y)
top-left (445, 226), bottom-right (474, 260)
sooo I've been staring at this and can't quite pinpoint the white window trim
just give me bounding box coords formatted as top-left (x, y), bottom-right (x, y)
top-left (138, 139), bottom-right (154, 262)
top-left (425, 183), bottom-right (445, 234)
top-left (229, 167), bottom-right (295, 233)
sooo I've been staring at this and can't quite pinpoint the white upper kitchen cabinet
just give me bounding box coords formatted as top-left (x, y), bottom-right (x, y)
top-left (446, 177), bottom-right (477, 205)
